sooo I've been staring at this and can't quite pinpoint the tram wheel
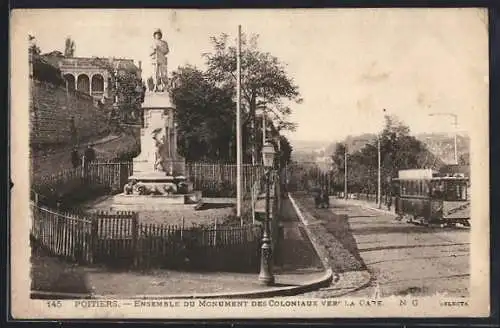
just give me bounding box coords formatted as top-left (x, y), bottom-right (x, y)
top-left (417, 217), bottom-right (429, 226)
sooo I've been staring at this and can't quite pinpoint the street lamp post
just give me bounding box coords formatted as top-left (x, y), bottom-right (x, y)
top-left (429, 113), bottom-right (459, 165)
top-left (259, 141), bottom-right (276, 286)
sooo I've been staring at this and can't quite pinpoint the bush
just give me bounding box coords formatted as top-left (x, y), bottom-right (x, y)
top-left (35, 182), bottom-right (111, 210)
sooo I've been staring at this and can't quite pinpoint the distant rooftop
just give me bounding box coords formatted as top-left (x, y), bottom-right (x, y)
top-left (41, 52), bottom-right (141, 73)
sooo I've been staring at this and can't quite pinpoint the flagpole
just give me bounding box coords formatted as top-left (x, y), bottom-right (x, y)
top-left (236, 25), bottom-right (243, 220)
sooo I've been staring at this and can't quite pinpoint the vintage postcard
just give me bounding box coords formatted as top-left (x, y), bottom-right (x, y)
top-left (10, 8), bottom-right (490, 319)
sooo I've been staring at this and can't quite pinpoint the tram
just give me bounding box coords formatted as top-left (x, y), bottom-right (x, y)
top-left (393, 169), bottom-right (470, 227)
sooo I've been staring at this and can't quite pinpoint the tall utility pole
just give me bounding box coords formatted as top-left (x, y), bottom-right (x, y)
top-left (377, 135), bottom-right (381, 209)
top-left (344, 145), bottom-right (348, 200)
top-left (262, 111), bottom-right (266, 146)
top-left (428, 113), bottom-right (459, 165)
top-left (236, 25), bottom-right (243, 219)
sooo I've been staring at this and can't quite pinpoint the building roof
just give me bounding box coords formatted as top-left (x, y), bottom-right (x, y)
top-left (41, 54), bottom-right (140, 74)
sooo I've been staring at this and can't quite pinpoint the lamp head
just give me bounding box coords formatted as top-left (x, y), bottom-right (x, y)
top-left (262, 141), bottom-right (276, 168)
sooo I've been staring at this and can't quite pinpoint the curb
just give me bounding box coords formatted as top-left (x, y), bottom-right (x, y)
top-left (289, 194), bottom-right (374, 297)
top-left (94, 269), bottom-right (333, 300)
top-left (30, 291), bottom-right (93, 299)
top-left (288, 193), bottom-right (338, 278)
top-left (288, 194), bottom-right (333, 279)
top-left (32, 269), bottom-right (333, 300)
top-left (317, 271), bottom-right (373, 298)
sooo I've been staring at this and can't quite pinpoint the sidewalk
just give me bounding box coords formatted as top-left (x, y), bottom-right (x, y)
top-left (83, 268), bottom-right (330, 299)
top-left (334, 197), bottom-right (397, 217)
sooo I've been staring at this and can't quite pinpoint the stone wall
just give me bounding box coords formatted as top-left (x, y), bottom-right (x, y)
top-left (30, 133), bottom-right (139, 184)
top-left (29, 79), bottom-right (140, 183)
top-left (30, 80), bottom-right (109, 147)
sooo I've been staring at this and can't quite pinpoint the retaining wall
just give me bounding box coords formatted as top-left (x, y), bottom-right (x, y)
top-left (30, 80), bottom-right (109, 147)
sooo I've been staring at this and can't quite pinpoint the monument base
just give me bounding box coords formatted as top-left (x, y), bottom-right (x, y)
top-left (86, 191), bottom-right (202, 212)
top-left (124, 171), bottom-right (194, 196)
top-left (112, 191), bottom-right (203, 210)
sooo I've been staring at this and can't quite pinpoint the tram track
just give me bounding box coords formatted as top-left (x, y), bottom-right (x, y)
top-left (319, 200), bottom-right (469, 297)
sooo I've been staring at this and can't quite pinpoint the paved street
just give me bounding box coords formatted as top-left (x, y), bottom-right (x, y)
top-left (299, 199), bottom-right (470, 298)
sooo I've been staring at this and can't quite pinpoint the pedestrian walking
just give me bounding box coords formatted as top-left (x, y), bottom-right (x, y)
top-left (70, 116), bottom-right (78, 146)
top-left (83, 144), bottom-right (96, 183)
top-left (84, 144), bottom-right (96, 163)
top-left (71, 147), bottom-right (80, 169)
top-left (386, 195), bottom-right (392, 211)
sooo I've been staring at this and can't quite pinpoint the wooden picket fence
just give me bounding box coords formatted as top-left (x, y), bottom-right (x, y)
top-left (87, 161), bottom-right (133, 192)
top-left (31, 161), bottom-right (133, 199)
top-left (185, 162), bottom-right (265, 197)
top-left (30, 203), bottom-right (93, 263)
top-left (32, 161), bottom-right (265, 200)
top-left (30, 203), bottom-right (263, 272)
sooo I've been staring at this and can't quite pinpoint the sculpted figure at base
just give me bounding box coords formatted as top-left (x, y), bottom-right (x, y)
top-left (150, 28), bottom-right (169, 92)
top-left (152, 127), bottom-right (166, 171)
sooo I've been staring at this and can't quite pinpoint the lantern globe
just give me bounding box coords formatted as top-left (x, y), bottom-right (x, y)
top-left (262, 142), bottom-right (276, 168)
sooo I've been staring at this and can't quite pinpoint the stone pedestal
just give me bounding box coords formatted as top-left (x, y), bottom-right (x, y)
top-left (121, 91), bottom-right (200, 204)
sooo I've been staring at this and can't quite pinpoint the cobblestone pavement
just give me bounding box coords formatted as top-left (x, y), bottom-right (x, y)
top-left (299, 198), bottom-right (469, 298)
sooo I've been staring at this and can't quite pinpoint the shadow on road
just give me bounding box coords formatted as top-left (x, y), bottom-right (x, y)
top-left (351, 225), bottom-right (470, 236)
top-left (365, 253), bottom-right (468, 266)
top-left (293, 195), bottom-right (368, 273)
top-left (360, 242), bottom-right (470, 253)
top-left (276, 198), bottom-right (325, 273)
top-left (30, 241), bottom-right (92, 297)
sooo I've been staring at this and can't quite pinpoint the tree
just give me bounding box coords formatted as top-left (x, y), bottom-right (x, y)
top-left (278, 135), bottom-right (293, 168)
top-left (377, 115), bottom-right (442, 180)
top-left (328, 115), bottom-right (444, 195)
top-left (203, 33), bottom-right (301, 164)
top-left (459, 152), bottom-right (470, 166)
top-left (90, 57), bottom-right (144, 124)
top-left (28, 35), bottom-right (41, 55)
top-left (64, 37), bottom-right (76, 57)
top-left (170, 65), bottom-right (236, 162)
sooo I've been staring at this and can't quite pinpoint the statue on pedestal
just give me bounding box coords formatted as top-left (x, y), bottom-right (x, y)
top-left (150, 29), bottom-right (169, 92)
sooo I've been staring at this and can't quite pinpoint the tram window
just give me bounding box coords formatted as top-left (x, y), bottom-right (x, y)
top-left (444, 181), bottom-right (468, 201)
top-left (401, 181), bottom-right (408, 196)
top-left (431, 181), bottom-right (445, 199)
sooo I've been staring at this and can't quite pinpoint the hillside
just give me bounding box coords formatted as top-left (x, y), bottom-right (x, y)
top-left (320, 132), bottom-right (469, 165)
top-left (416, 133), bottom-right (470, 165)
top-left (289, 139), bottom-right (330, 153)
top-left (289, 139), bottom-right (330, 162)
top-left (324, 133), bottom-right (378, 156)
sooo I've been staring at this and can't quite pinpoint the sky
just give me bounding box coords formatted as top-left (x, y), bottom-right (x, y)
top-left (14, 8), bottom-right (488, 144)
